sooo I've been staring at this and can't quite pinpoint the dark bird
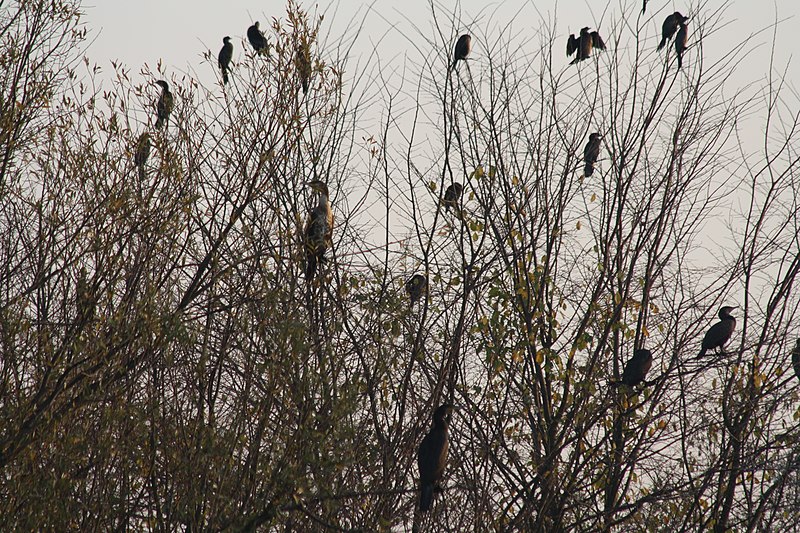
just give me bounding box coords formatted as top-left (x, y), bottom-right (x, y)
top-left (620, 348), bottom-right (653, 387)
top-left (697, 306), bottom-right (737, 359)
top-left (134, 132), bottom-right (150, 181)
top-left (583, 132), bottom-right (602, 177)
top-left (657, 12), bottom-right (688, 51)
top-left (568, 27), bottom-right (606, 64)
top-left (296, 41), bottom-right (311, 94)
top-left (443, 182), bottom-right (463, 212)
top-left (304, 180), bottom-right (333, 281)
top-left (418, 404), bottom-right (454, 513)
top-left (406, 274), bottom-right (428, 305)
top-left (247, 21), bottom-right (269, 54)
top-left (154, 80), bottom-right (174, 130)
top-left (791, 339), bottom-right (800, 382)
top-left (451, 34), bottom-right (472, 71)
top-left (675, 20), bottom-right (688, 69)
top-left (76, 267), bottom-right (94, 324)
top-left (218, 36), bottom-right (233, 84)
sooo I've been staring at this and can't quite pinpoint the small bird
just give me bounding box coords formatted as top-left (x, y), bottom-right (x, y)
top-left (791, 339), bottom-right (800, 382)
top-left (451, 34), bottom-right (472, 71)
top-left (154, 80), bottom-right (174, 130)
top-left (697, 306), bottom-right (737, 359)
top-left (657, 12), bottom-right (689, 51)
top-left (247, 21), bottom-right (269, 54)
top-left (134, 132), bottom-right (150, 181)
top-left (620, 348), bottom-right (653, 387)
top-left (443, 182), bottom-right (463, 212)
top-left (406, 274), bottom-right (428, 305)
top-left (675, 21), bottom-right (688, 69)
top-left (567, 27), bottom-right (605, 64)
top-left (218, 36), bottom-right (233, 84)
top-left (304, 180), bottom-right (333, 281)
top-left (296, 41), bottom-right (311, 94)
top-left (418, 404), bottom-right (454, 513)
top-left (583, 132), bottom-right (602, 177)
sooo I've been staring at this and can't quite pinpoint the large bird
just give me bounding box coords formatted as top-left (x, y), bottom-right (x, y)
top-left (697, 306), bottom-right (737, 359)
top-left (406, 274), bottom-right (428, 305)
top-left (304, 180), bottom-right (333, 281)
top-left (247, 21), bottom-right (269, 54)
top-left (154, 80), bottom-right (174, 130)
top-left (583, 133), bottom-right (602, 177)
top-left (657, 12), bottom-right (689, 51)
top-left (451, 34), bottom-right (472, 71)
top-left (134, 132), bottom-right (150, 181)
top-left (443, 182), bottom-right (463, 212)
top-left (296, 41), bottom-right (312, 94)
top-left (567, 27), bottom-right (606, 64)
top-left (418, 404), bottom-right (454, 513)
top-left (218, 36), bottom-right (233, 84)
top-left (675, 20), bottom-right (688, 69)
top-left (620, 348), bottom-right (653, 387)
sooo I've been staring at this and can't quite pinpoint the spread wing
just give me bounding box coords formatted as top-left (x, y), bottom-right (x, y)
top-left (591, 31), bottom-right (606, 51)
top-left (567, 34), bottom-right (578, 56)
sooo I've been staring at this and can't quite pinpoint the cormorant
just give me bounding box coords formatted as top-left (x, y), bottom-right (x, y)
top-left (567, 27), bottom-right (605, 64)
top-left (154, 80), bottom-right (174, 130)
top-left (443, 182), bottom-right (463, 212)
top-left (657, 12), bottom-right (688, 51)
top-left (583, 132), bottom-right (602, 177)
top-left (247, 21), bottom-right (269, 54)
top-left (451, 34), bottom-right (472, 71)
top-left (791, 339), bottom-right (800, 382)
top-left (675, 20), bottom-right (688, 69)
top-left (218, 36), bottom-right (233, 84)
top-left (406, 274), bottom-right (428, 305)
top-left (418, 404), bottom-right (454, 513)
top-left (697, 306), bottom-right (737, 359)
top-left (620, 348), bottom-right (653, 387)
top-left (296, 41), bottom-right (311, 95)
top-left (134, 132), bottom-right (150, 181)
top-left (304, 180), bottom-right (333, 281)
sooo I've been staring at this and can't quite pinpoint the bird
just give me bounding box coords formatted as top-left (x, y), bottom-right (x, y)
top-left (791, 339), bottom-right (800, 382)
top-left (247, 21), bottom-right (269, 54)
top-left (657, 12), bottom-right (688, 51)
top-left (134, 132), bottom-right (150, 181)
top-left (675, 20), bottom-right (688, 69)
top-left (451, 34), bottom-right (472, 71)
top-left (443, 182), bottom-right (463, 212)
top-left (583, 133), bottom-right (602, 177)
top-left (567, 27), bottom-right (605, 64)
top-left (406, 274), bottom-right (428, 305)
top-left (697, 306), bottom-right (737, 359)
top-left (76, 267), bottom-right (94, 324)
top-left (418, 403), bottom-right (454, 513)
top-left (620, 348), bottom-right (653, 387)
top-left (296, 41), bottom-right (311, 94)
top-left (304, 180), bottom-right (333, 281)
top-left (154, 80), bottom-right (174, 130)
top-left (218, 36), bottom-right (233, 84)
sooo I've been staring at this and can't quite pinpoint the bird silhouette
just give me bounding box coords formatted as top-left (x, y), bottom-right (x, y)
top-left (791, 339), bottom-right (800, 382)
top-left (583, 133), bottom-right (602, 177)
top-left (296, 41), bottom-right (312, 94)
top-left (568, 27), bottom-right (605, 64)
top-left (451, 34), bottom-right (472, 71)
top-left (675, 21), bottom-right (688, 69)
top-left (443, 182), bottom-right (463, 212)
top-left (304, 180), bottom-right (333, 281)
top-left (418, 404), bottom-right (453, 513)
top-left (247, 21), bottom-right (269, 54)
top-left (218, 36), bottom-right (233, 84)
top-left (134, 132), bottom-right (150, 181)
top-left (406, 274), bottom-right (428, 305)
top-left (697, 306), bottom-right (737, 359)
top-left (657, 12), bottom-right (689, 51)
top-left (620, 348), bottom-right (653, 387)
top-left (154, 80), bottom-right (174, 130)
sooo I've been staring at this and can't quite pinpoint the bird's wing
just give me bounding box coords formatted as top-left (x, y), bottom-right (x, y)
top-left (567, 34), bottom-right (578, 56)
top-left (591, 32), bottom-right (606, 50)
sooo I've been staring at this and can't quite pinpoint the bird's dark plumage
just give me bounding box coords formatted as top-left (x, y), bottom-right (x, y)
top-left (304, 180), bottom-right (333, 281)
top-left (675, 21), bottom-right (688, 69)
top-left (134, 132), bottom-right (150, 181)
top-left (621, 349), bottom-right (653, 387)
top-left (697, 306), bottom-right (737, 359)
top-left (568, 27), bottom-right (605, 64)
top-left (247, 21), bottom-right (269, 53)
top-left (658, 12), bottom-right (688, 51)
top-left (451, 34), bottom-right (472, 71)
top-left (218, 36), bottom-right (233, 84)
top-left (154, 80), bottom-right (173, 130)
top-left (443, 182), bottom-right (463, 212)
top-left (583, 133), bottom-right (601, 177)
top-left (296, 41), bottom-right (311, 95)
top-left (791, 339), bottom-right (800, 382)
top-left (418, 404), bottom-right (453, 513)
top-left (406, 274), bottom-right (428, 305)
top-left (76, 267), bottom-right (94, 324)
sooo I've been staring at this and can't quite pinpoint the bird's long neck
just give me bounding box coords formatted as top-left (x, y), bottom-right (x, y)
top-left (317, 191), bottom-right (329, 210)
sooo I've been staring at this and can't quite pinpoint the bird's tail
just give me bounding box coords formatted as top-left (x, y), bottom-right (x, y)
top-left (419, 484), bottom-right (434, 513)
top-left (222, 70), bottom-right (229, 84)
top-left (137, 164), bottom-right (146, 181)
top-left (696, 347), bottom-right (706, 360)
top-left (677, 53), bottom-right (683, 69)
top-left (305, 253), bottom-right (317, 281)
top-left (657, 38), bottom-right (667, 51)
top-left (155, 117), bottom-right (164, 130)
top-left (584, 163), bottom-right (594, 177)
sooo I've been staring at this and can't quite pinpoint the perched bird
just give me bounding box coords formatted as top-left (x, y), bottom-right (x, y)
top-left (406, 274), bottom-right (428, 305)
top-left (657, 12), bottom-right (688, 51)
top-left (296, 41), bottom-right (312, 94)
top-left (134, 132), bottom-right (150, 181)
top-left (247, 21), bottom-right (269, 54)
top-left (675, 20), bottom-right (688, 69)
top-left (218, 36), bottom-right (233, 84)
top-left (154, 80), bottom-right (174, 130)
top-left (76, 267), bottom-right (94, 324)
top-left (620, 348), bottom-right (653, 387)
top-left (451, 34), bottom-right (472, 71)
top-left (791, 339), bottom-right (800, 382)
top-left (418, 404), bottom-right (454, 513)
top-left (304, 180), bottom-right (333, 281)
top-left (697, 306), bottom-right (737, 359)
top-left (583, 133), bottom-right (602, 177)
top-left (567, 27), bottom-right (605, 64)
top-left (443, 182), bottom-right (463, 212)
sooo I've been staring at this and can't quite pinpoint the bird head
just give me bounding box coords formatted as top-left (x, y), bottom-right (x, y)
top-left (223, 36), bottom-right (231, 43)
top-left (254, 21), bottom-right (260, 29)
top-left (407, 274), bottom-right (426, 289)
top-left (306, 179), bottom-right (329, 196)
top-left (634, 348), bottom-right (652, 361)
top-left (581, 27), bottom-right (591, 34)
top-left (676, 12), bottom-right (689, 23)
top-left (451, 182), bottom-right (463, 195)
top-left (433, 404), bottom-right (454, 425)
top-left (590, 132), bottom-right (602, 141)
top-left (719, 306), bottom-right (737, 318)
top-left (155, 80), bottom-right (169, 90)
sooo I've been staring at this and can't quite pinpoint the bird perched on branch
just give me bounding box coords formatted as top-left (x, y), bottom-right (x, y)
top-left (443, 182), bottom-right (463, 213)
top-left (567, 27), bottom-right (606, 64)
top-left (304, 180), bottom-right (333, 281)
top-left (296, 40), bottom-right (312, 94)
top-left (697, 306), bottom-right (737, 359)
top-left (406, 274), bottom-right (428, 305)
top-left (154, 80), bottom-right (174, 130)
top-left (791, 339), bottom-right (800, 382)
top-left (418, 403), bottom-right (454, 513)
top-left (657, 12), bottom-right (689, 51)
top-left (583, 133), bottom-right (602, 177)
top-left (218, 36), bottom-right (233, 84)
top-left (618, 348), bottom-right (653, 387)
top-left (134, 132), bottom-right (150, 181)
top-left (675, 20), bottom-right (688, 69)
top-left (247, 21), bottom-right (269, 54)
top-left (451, 34), bottom-right (472, 71)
